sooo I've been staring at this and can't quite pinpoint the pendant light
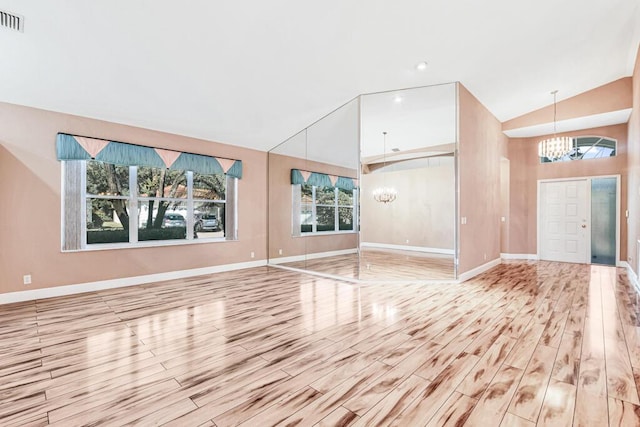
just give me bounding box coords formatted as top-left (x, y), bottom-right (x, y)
top-left (373, 131), bottom-right (397, 204)
top-left (538, 90), bottom-right (573, 160)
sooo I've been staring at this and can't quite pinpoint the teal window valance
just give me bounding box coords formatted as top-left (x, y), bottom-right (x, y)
top-left (291, 169), bottom-right (357, 191)
top-left (56, 133), bottom-right (243, 179)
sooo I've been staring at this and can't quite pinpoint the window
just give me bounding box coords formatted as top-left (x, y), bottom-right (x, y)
top-left (57, 133), bottom-right (242, 251)
top-left (541, 136), bottom-right (617, 163)
top-left (297, 183), bottom-right (357, 234)
top-left (64, 160), bottom-right (236, 250)
top-left (85, 162), bottom-right (130, 244)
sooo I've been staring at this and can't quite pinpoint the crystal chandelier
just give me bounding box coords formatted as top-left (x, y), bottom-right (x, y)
top-left (373, 131), bottom-right (397, 204)
top-left (538, 90), bottom-right (573, 160)
top-left (373, 186), bottom-right (397, 204)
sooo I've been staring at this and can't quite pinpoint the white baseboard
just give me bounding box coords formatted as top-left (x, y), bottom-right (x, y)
top-left (360, 242), bottom-right (454, 255)
top-left (457, 258), bottom-right (501, 282)
top-left (307, 248), bottom-right (358, 260)
top-left (271, 264), bottom-right (453, 285)
top-left (622, 261), bottom-right (640, 294)
top-left (268, 254), bottom-right (306, 264)
top-left (270, 264), bottom-right (360, 283)
top-left (268, 248), bottom-right (357, 265)
top-left (501, 253), bottom-right (538, 260)
top-left (0, 260), bottom-right (268, 305)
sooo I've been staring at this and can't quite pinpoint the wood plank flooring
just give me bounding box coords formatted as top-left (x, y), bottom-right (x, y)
top-left (0, 261), bottom-right (639, 426)
top-left (280, 248), bottom-right (455, 280)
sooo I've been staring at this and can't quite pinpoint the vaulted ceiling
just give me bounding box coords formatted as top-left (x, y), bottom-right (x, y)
top-left (1, 0), bottom-right (639, 152)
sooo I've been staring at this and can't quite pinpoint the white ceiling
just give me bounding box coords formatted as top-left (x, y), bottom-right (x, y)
top-left (1, 0), bottom-right (639, 152)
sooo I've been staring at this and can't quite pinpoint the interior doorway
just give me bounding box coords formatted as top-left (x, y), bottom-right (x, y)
top-left (538, 176), bottom-right (619, 265)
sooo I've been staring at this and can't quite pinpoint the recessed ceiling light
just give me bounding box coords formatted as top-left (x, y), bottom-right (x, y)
top-left (391, 148), bottom-right (400, 152)
top-left (415, 61), bottom-right (428, 71)
top-left (393, 95), bottom-right (403, 104)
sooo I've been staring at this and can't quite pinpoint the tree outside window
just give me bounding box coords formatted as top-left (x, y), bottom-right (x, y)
top-left (85, 160), bottom-right (227, 245)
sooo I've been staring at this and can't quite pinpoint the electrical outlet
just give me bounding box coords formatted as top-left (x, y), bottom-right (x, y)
top-left (278, 249), bottom-right (283, 255)
top-left (405, 239), bottom-right (409, 244)
top-left (250, 251), bottom-right (255, 259)
top-left (483, 253), bottom-right (487, 261)
top-left (23, 275), bottom-right (31, 285)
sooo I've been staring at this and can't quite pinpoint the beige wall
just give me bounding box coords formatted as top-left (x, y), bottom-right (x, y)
top-left (360, 159), bottom-right (455, 250)
top-left (3, 47), bottom-right (638, 297)
top-left (458, 83), bottom-right (508, 274)
top-left (627, 45), bottom-right (640, 274)
top-left (504, 73), bottom-right (634, 261)
top-left (503, 78), bottom-right (633, 131)
top-left (0, 102), bottom-right (268, 294)
top-left (507, 124), bottom-right (628, 258)
top-left (268, 153), bottom-right (357, 259)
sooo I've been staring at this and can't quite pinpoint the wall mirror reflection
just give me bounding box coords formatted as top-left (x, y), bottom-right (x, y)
top-left (359, 84), bottom-right (457, 280)
top-left (268, 99), bottom-right (360, 277)
top-left (268, 83), bottom-right (458, 281)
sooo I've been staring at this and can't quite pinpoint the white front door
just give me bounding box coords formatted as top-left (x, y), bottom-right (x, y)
top-left (539, 180), bottom-right (589, 263)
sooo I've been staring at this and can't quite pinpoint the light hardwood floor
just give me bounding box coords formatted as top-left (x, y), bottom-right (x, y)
top-left (1, 261), bottom-right (639, 426)
top-left (280, 248), bottom-right (455, 280)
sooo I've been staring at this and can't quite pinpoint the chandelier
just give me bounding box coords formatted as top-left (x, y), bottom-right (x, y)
top-left (373, 131), bottom-right (397, 204)
top-left (373, 186), bottom-right (397, 204)
top-left (538, 90), bottom-right (573, 160)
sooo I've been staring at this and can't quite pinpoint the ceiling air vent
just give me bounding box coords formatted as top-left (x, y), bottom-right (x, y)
top-left (0, 10), bottom-right (24, 32)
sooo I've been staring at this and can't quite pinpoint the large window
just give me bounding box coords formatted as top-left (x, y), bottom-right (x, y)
top-left (65, 160), bottom-right (235, 250)
top-left (540, 136), bottom-right (617, 163)
top-left (298, 184), bottom-right (357, 234)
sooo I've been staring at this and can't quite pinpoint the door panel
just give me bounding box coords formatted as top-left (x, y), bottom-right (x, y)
top-left (540, 180), bottom-right (589, 263)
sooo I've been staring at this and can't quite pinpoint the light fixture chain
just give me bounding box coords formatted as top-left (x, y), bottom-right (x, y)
top-left (553, 90), bottom-right (557, 135)
top-left (383, 131), bottom-right (387, 168)
top-left (538, 90), bottom-right (572, 161)
top-left (373, 130), bottom-right (397, 204)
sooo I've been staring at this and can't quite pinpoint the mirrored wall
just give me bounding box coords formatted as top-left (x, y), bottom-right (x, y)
top-left (268, 82), bottom-right (458, 281)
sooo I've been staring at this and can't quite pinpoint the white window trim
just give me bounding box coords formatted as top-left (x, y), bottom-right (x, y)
top-left (80, 160), bottom-right (88, 248)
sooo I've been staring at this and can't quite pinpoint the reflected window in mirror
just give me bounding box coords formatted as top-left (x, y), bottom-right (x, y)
top-left (294, 184), bottom-right (357, 234)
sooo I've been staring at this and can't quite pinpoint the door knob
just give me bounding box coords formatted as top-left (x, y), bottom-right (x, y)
top-left (581, 224), bottom-right (587, 228)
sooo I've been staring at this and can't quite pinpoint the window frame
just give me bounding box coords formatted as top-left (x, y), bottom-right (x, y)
top-left (62, 160), bottom-right (237, 251)
top-left (296, 183), bottom-right (358, 235)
